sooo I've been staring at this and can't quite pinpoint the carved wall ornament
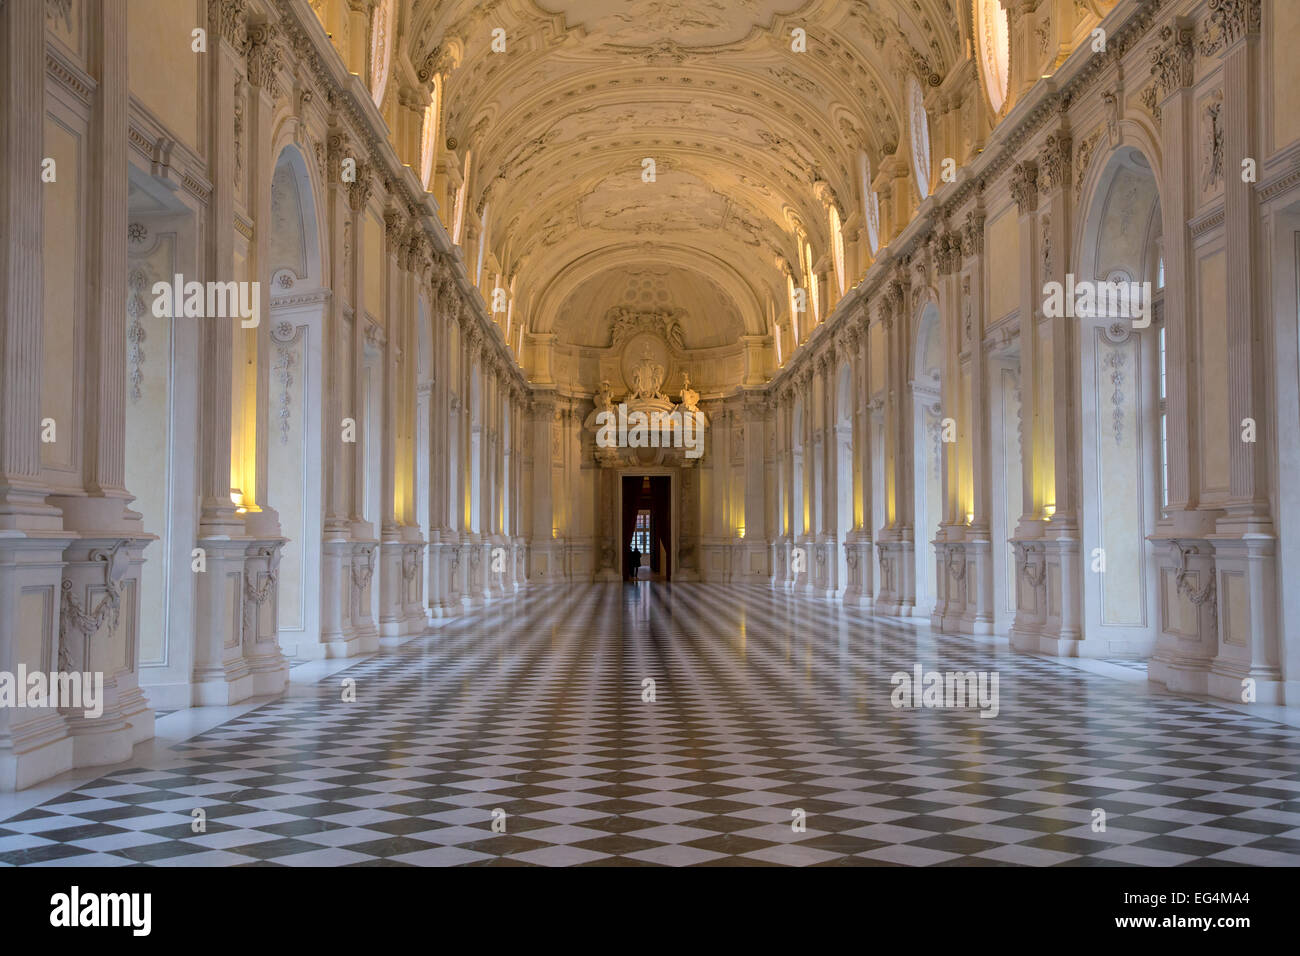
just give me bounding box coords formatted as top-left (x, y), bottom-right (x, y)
top-left (233, 78), bottom-right (246, 189)
top-left (1170, 540), bottom-right (1219, 636)
top-left (1105, 341), bottom-right (1127, 446)
top-left (1038, 133), bottom-right (1072, 193)
top-left (962, 210), bottom-right (985, 257)
top-left (1201, 90), bottom-right (1224, 192)
top-left (1041, 214), bottom-right (1053, 278)
top-left (208, 0), bottom-right (248, 47)
top-left (946, 544), bottom-right (968, 582)
top-left (1010, 160), bottom-right (1038, 214)
top-left (402, 545), bottom-right (420, 583)
top-left (1198, 0), bottom-right (1261, 57)
top-left (607, 306), bottom-right (686, 352)
top-left (58, 541), bottom-right (131, 671)
top-left (1139, 82), bottom-right (1163, 127)
top-left (1075, 132), bottom-right (1101, 200)
top-left (1102, 90), bottom-right (1121, 146)
top-left (243, 544), bottom-right (282, 642)
top-left (351, 547), bottom-right (376, 592)
top-left (1150, 25), bottom-right (1195, 101)
top-left (126, 268), bottom-right (149, 404)
top-left (245, 21), bottom-right (285, 101)
top-left (962, 275), bottom-right (973, 343)
top-left (46, 0), bottom-right (73, 31)
top-left (271, 322), bottom-right (300, 445)
top-left (1013, 541), bottom-right (1046, 589)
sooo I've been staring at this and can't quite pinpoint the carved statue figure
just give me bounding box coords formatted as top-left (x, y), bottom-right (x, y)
top-left (679, 371), bottom-right (699, 411)
top-left (596, 379), bottom-right (615, 412)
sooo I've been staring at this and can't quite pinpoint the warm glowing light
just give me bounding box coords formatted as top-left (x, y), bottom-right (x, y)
top-left (737, 526), bottom-right (746, 539)
top-left (1044, 503), bottom-right (1056, 517)
top-left (974, 0), bottom-right (1011, 113)
top-left (966, 512), bottom-right (975, 525)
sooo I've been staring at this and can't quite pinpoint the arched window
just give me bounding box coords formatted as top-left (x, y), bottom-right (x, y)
top-left (787, 273), bottom-right (800, 343)
top-left (830, 205), bottom-right (846, 295)
top-left (420, 80), bottom-right (440, 189)
top-left (452, 150), bottom-right (471, 245)
top-left (804, 240), bottom-right (820, 323)
top-left (861, 152), bottom-right (880, 255)
top-left (370, 0), bottom-right (395, 107)
top-left (974, 0), bottom-right (1010, 114)
top-left (908, 75), bottom-right (931, 198)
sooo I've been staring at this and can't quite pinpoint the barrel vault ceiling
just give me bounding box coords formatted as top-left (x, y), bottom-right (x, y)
top-left (397, 0), bottom-right (971, 360)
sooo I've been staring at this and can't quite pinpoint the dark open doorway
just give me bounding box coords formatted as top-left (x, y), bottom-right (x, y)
top-left (622, 475), bottom-right (671, 580)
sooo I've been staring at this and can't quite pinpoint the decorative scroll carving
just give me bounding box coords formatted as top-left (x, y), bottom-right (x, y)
top-left (46, 0), bottom-right (73, 31)
top-left (946, 544), bottom-right (967, 582)
top-left (1014, 541), bottom-right (1046, 589)
top-left (243, 544), bottom-right (282, 641)
top-left (58, 541), bottom-right (131, 671)
top-left (402, 545), bottom-right (420, 583)
top-left (271, 322), bottom-right (299, 445)
top-left (246, 21), bottom-right (285, 100)
top-left (1201, 90), bottom-right (1224, 191)
top-left (1170, 540), bottom-right (1218, 635)
top-left (607, 306), bottom-right (686, 352)
top-left (1102, 326), bottom-right (1130, 446)
top-left (1075, 132), bottom-right (1101, 200)
top-left (1150, 25), bottom-right (1194, 101)
top-left (1010, 160), bottom-right (1038, 214)
top-left (1038, 133), bottom-right (1072, 193)
top-left (126, 268), bottom-right (149, 404)
top-left (1198, 0), bottom-right (1260, 57)
top-left (208, 0), bottom-right (248, 47)
top-left (961, 210), bottom-right (985, 257)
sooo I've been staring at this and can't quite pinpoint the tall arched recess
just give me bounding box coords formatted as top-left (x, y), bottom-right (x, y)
top-left (1074, 145), bottom-right (1164, 659)
top-left (912, 303), bottom-right (943, 616)
top-left (834, 362), bottom-right (854, 597)
top-left (265, 143), bottom-right (327, 658)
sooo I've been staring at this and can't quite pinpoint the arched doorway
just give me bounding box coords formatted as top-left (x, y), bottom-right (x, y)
top-left (834, 362), bottom-right (854, 596)
top-left (1075, 145), bottom-right (1164, 658)
top-left (912, 304), bottom-right (943, 616)
top-left (126, 169), bottom-right (202, 707)
top-left (264, 143), bottom-right (326, 656)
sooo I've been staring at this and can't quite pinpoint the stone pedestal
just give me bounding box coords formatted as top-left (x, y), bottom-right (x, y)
top-left (242, 538), bottom-right (290, 695)
top-left (957, 536), bottom-right (995, 635)
top-left (54, 535), bottom-right (154, 768)
top-left (842, 532), bottom-right (873, 606)
top-left (1148, 538), bottom-right (1219, 696)
top-left (874, 537), bottom-right (915, 616)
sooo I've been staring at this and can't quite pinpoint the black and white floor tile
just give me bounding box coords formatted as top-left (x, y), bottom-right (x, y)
top-left (2, 584), bottom-right (1298, 867)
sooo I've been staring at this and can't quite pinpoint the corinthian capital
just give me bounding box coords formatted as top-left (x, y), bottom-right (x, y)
top-left (1150, 24), bottom-right (1195, 100)
top-left (245, 20), bottom-right (284, 100)
top-left (208, 0), bottom-right (248, 48)
top-left (1037, 133), bottom-right (1072, 195)
top-left (1010, 160), bottom-right (1038, 215)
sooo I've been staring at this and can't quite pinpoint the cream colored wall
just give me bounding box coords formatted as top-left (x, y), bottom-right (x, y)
top-left (1197, 248), bottom-right (1229, 496)
top-left (127, 0), bottom-right (201, 151)
top-left (41, 115), bottom-right (81, 482)
top-left (986, 206), bottom-right (1019, 321)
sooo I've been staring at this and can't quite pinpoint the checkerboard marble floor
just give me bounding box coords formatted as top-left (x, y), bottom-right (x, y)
top-left (3, 583), bottom-right (1299, 867)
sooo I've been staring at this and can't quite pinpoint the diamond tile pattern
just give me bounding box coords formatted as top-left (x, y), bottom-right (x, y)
top-left (2, 584), bottom-right (1298, 866)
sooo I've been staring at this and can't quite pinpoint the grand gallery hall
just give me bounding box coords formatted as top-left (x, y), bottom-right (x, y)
top-left (0, 0), bottom-right (1298, 882)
